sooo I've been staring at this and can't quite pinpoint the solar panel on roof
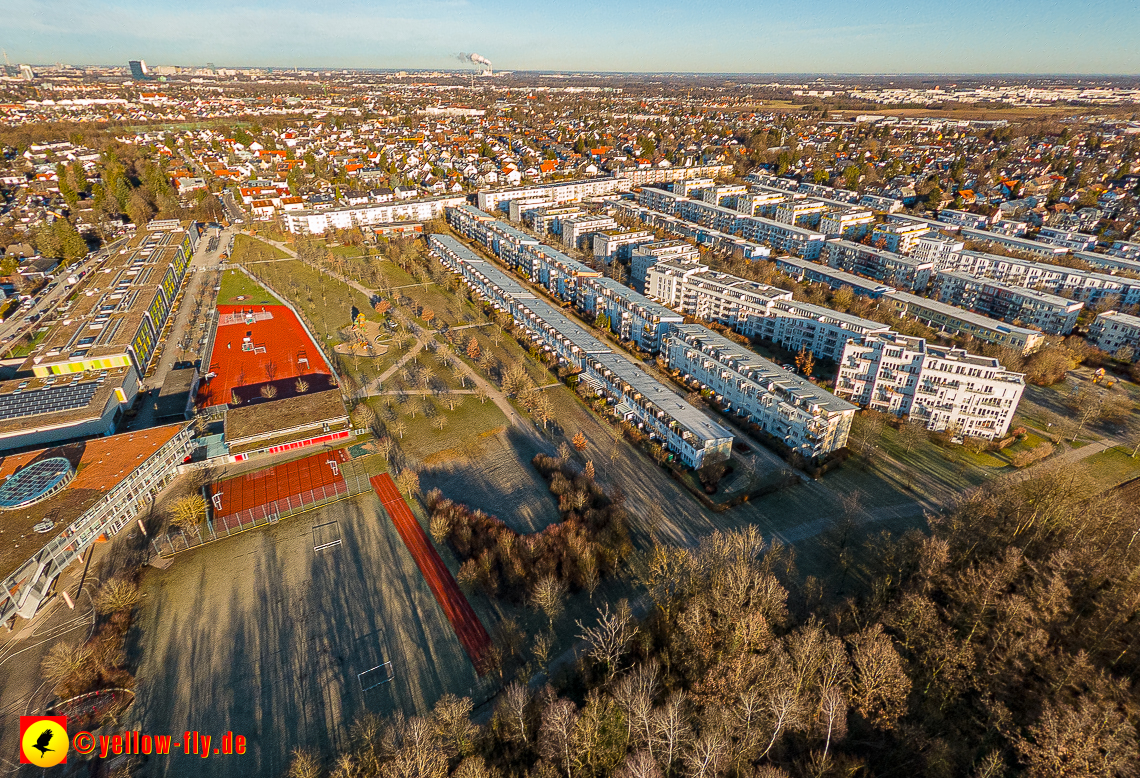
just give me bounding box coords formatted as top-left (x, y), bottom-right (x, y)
top-left (0, 457), bottom-right (75, 509)
top-left (0, 382), bottom-right (100, 421)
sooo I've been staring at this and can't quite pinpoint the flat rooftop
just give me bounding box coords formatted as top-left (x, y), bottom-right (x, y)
top-left (0, 424), bottom-right (185, 583)
top-left (25, 226), bottom-right (192, 373)
top-left (0, 367), bottom-right (134, 440)
top-left (197, 305), bottom-right (331, 408)
top-left (672, 324), bottom-right (857, 414)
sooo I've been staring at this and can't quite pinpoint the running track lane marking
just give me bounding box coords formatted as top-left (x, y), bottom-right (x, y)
top-left (370, 474), bottom-right (492, 674)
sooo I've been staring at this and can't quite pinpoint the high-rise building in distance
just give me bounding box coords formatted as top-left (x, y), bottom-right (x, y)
top-left (128, 60), bottom-right (149, 80)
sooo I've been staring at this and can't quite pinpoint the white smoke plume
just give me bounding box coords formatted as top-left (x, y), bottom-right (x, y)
top-left (456, 52), bottom-right (492, 69)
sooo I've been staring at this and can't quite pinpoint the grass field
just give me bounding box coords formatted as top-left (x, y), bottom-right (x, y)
top-left (368, 392), bottom-right (510, 464)
top-left (231, 234), bottom-right (289, 264)
top-left (216, 269), bottom-right (281, 306)
top-left (131, 492), bottom-right (497, 778)
top-left (243, 259), bottom-right (376, 341)
top-left (7, 327), bottom-right (47, 358)
top-left (1083, 446), bottom-right (1140, 490)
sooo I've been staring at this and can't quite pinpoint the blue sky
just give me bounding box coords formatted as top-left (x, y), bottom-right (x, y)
top-left (3, 0), bottom-right (1138, 74)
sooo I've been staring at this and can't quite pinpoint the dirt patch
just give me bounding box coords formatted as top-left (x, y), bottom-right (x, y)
top-left (420, 428), bottom-right (561, 535)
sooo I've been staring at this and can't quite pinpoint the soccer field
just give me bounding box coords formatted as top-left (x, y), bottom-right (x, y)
top-left (129, 492), bottom-right (496, 777)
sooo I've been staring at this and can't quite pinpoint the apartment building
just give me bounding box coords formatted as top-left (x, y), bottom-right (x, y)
top-left (579, 276), bottom-right (684, 353)
top-left (837, 333), bottom-right (1024, 439)
top-left (672, 177), bottom-right (715, 196)
top-left (959, 227), bottom-right (1070, 259)
top-left (732, 191), bottom-right (786, 217)
top-left (1037, 226), bottom-right (1097, 251)
top-left (666, 325), bottom-right (855, 459)
top-left (880, 291), bottom-right (1045, 354)
top-left (701, 184), bottom-right (748, 206)
top-left (646, 263), bottom-right (891, 362)
top-left (934, 271), bottom-right (1084, 335)
top-left (593, 229), bottom-right (654, 264)
top-left (630, 241), bottom-right (700, 293)
top-left (523, 205), bottom-right (585, 236)
top-left (1109, 240), bottom-right (1140, 260)
top-left (1074, 250), bottom-right (1140, 276)
top-left (819, 208), bottom-right (875, 240)
top-left (938, 250), bottom-right (1140, 306)
top-left (910, 235), bottom-right (965, 268)
top-left (476, 177), bottom-right (629, 213)
top-left (822, 239), bottom-right (934, 292)
top-left (938, 209), bottom-right (991, 229)
top-left (1088, 310), bottom-right (1140, 359)
top-left (737, 215), bottom-right (827, 259)
top-left (773, 256), bottom-right (896, 299)
top-left (427, 234), bottom-right (733, 468)
top-left (775, 199), bottom-right (827, 228)
top-left (281, 194), bottom-right (466, 234)
top-left (560, 214), bottom-right (617, 250)
top-left (526, 243), bottom-right (602, 302)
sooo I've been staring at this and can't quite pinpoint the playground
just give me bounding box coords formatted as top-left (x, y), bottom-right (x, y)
top-left (333, 318), bottom-right (392, 358)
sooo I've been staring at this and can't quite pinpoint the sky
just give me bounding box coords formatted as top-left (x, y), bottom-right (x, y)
top-left (2, 0), bottom-right (1139, 75)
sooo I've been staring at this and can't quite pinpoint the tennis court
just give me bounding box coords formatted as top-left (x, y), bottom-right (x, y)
top-left (197, 304), bottom-right (331, 408)
top-left (209, 449), bottom-right (350, 522)
top-left (370, 474), bottom-right (492, 673)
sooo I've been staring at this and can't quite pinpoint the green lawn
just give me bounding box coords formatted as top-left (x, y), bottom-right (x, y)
top-left (368, 393), bottom-right (509, 462)
top-left (8, 328), bottom-right (48, 358)
top-left (230, 234), bottom-right (289, 263)
top-left (1083, 446), bottom-right (1140, 490)
top-left (216, 269), bottom-right (281, 306)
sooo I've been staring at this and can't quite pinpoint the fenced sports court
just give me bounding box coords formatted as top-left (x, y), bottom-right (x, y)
top-left (152, 449), bottom-right (370, 556)
top-left (370, 473), bottom-right (492, 673)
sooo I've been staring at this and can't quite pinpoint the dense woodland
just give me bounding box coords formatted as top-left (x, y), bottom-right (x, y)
top-left (286, 460), bottom-right (1140, 778)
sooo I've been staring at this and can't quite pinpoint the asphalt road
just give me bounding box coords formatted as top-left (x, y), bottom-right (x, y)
top-left (120, 225), bottom-right (235, 432)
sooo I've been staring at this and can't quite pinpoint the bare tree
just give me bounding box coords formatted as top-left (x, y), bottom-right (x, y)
top-left (538, 697), bottom-right (579, 778)
top-left (651, 692), bottom-right (691, 773)
top-left (95, 578), bottom-right (141, 615)
top-left (685, 731), bottom-right (729, 778)
top-left (578, 599), bottom-right (635, 681)
top-left (531, 575), bottom-right (568, 631)
top-left (496, 680), bottom-right (531, 745)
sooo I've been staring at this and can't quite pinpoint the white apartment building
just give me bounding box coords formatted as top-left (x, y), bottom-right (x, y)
top-left (630, 241), bottom-right (700, 293)
top-left (646, 263), bottom-right (892, 362)
top-left (819, 208), bottom-right (875, 240)
top-left (1089, 310), bottom-right (1140, 359)
top-left (666, 325), bottom-right (855, 459)
top-left (934, 271), bottom-right (1084, 335)
top-left (282, 194), bottom-right (466, 234)
top-left (871, 220), bottom-right (932, 253)
top-left (821, 239), bottom-right (934, 292)
top-left (911, 235), bottom-right (965, 268)
top-left (1037, 226), bottom-right (1097, 251)
top-left (561, 214), bottom-right (617, 249)
top-left (837, 333), bottom-right (1025, 439)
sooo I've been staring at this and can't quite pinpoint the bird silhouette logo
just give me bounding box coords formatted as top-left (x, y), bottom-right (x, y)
top-left (20, 716), bottom-right (68, 767)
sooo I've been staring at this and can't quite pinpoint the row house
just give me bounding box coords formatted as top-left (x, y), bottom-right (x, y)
top-left (427, 234), bottom-right (733, 468)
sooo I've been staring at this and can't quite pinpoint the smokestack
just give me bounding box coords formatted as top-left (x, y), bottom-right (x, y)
top-left (457, 52), bottom-right (492, 75)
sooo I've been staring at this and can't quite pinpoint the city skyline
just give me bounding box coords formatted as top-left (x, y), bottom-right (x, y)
top-left (3, 0), bottom-right (1140, 75)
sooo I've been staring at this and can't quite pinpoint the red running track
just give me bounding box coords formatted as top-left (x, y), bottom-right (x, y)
top-left (370, 474), bottom-right (492, 673)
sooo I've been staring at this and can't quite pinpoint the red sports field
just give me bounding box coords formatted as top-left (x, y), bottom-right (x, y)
top-left (208, 449), bottom-right (350, 528)
top-left (370, 474), bottom-right (492, 673)
top-left (197, 305), bottom-right (331, 408)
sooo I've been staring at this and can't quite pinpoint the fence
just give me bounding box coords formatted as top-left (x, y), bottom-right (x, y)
top-left (152, 472), bottom-right (371, 557)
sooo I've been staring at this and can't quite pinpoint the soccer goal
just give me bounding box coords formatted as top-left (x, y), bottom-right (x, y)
top-left (358, 661), bottom-right (395, 692)
top-left (312, 520), bottom-right (342, 552)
